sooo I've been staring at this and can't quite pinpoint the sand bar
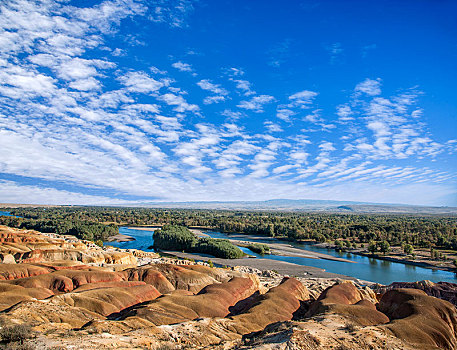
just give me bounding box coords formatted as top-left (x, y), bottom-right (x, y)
top-left (106, 233), bottom-right (136, 242)
top-left (162, 250), bottom-right (359, 281)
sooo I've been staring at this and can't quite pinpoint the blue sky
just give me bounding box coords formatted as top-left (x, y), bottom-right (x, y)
top-left (0, 0), bottom-right (456, 206)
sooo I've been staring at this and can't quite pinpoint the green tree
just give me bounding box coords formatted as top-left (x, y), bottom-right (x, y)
top-left (368, 240), bottom-right (377, 254)
top-left (379, 240), bottom-right (390, 254)
top-left (335, 240), bottom-right (344, 252)
top-left (268, 224), bottom-right (275, 237)
top-left (403, 243), bottom-right (414, 255)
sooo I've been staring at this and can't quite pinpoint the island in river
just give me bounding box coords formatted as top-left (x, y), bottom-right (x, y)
top-left (118, 226), bottom-right (457, 285)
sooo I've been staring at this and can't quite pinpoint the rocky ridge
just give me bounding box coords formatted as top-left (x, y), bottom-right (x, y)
top-left (0, 225), bottom-right (456, 349)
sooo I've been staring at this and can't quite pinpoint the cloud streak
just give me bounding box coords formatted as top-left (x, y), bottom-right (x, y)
top-left (0, 0), bottom-right (454, 206)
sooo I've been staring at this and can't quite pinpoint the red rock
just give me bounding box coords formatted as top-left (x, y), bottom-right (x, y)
top-left (379, 288), bottom-right (457, 350)
top-left (122, 276), bottom-right (259, 325)
top-left (375, 280), bottom-right (457, 307)
top-left (227, 277), bottom-right (309, 334)
top-left (122, 266), bottom-right (175, 294)
top-left (306, 281), bottom-right (389, 326)
top-left (139, 264), bottom-right (217, 293)
top-left (0, 264), bottom-right (52, 280)
top-left (59, 284), bottom-right (162, 316)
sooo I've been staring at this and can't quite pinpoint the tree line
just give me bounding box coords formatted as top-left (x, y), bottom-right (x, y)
top-left (0, 215), bottom-right (118, 242)
top-left (2, 206), bottom-right (457, 250)
top-left (153, 224), bottom-right (244, 259)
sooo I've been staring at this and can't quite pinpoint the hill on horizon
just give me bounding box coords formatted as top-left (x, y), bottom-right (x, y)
top-left (135, 199), bottom-right (457, 215)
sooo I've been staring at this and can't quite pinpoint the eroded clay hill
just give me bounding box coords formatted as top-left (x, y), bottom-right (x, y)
top-left (0, 225), bottom-right (140, 265)
top-left (0, 226), bottom-right (457, 350)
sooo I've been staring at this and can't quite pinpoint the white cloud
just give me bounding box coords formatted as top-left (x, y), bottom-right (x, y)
top-left (197, 79), bottom-right (228, 95)
top-left (272, 164), bottom-right (295, 174)
top-left (237, 94), bottom-right (275, 113)
top-left (355, 78), bottom-right (381, 96)
top-left (0, 0), bottom-right (453, 207)
top-left (203, 95), bottom-right (226, 104)
top-left (319, 141), bottom-right (336, 151)
top-left (289, 90), bottom-right (318, 106)
top-left (231, 79), bottom-right (255, 96)
top-left (172, 61), bottom-right (193, 72)
top-left (69, 77), bottom-right (100, 91)
top-left (159, 93), bottom-right (199, 112)
top-left (276, 108), bottom-right (295, 122)
top-left (119, 71), bottom-right (167, 93)
top-left (264, 121), bottom-right (283, 132)
top-left (0, 180), bottom-right (139, 205)
top-left (197, 79), bottom-right (229, 104)
top-left (221, 109), bottom-right (244, 120)
top-left (290, 151), bottom-right (309, 163)
top-left (336, 104), bottom-right (353, 120)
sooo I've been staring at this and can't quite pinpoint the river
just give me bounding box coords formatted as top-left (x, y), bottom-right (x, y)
top-left (109, 227), bottom-right (457, 285)
top-left (0, 211), bottom-right (16, 217)
top-left (1, 208), bottom-right (456, 285)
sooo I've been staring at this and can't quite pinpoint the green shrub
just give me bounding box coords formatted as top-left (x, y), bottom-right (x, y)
top-left (247, 243), bottom-right (270, 255)
top-left (194, 237), bottom-right (244, 259)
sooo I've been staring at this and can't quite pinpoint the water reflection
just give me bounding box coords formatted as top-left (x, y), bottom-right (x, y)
top-left (102, 227), bottom-right (457, 285)
top-left (202, 230), bottom-right (457, 284)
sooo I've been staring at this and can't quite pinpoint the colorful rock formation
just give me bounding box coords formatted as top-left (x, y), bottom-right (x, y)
top-left (0, 225), bottom-right (457, 350)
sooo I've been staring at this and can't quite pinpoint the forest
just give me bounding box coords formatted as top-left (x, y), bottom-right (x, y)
top-left (153, 224), bottom-right (244, 259)
top-left (1, 206), bottom-right (457, 251)
top-left (0, 211), bottom-right (118, 241)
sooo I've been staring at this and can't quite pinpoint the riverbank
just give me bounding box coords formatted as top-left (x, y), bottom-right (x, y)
top-left (316, 242), bottom-right (457, 274)
top-left (192, 229), bottom-right (356, 263)
top-left (161, 250), bottom-right (362, 281)
top-left (191, 228), bottom-right (457, 275)
top-left (125, 226), bottom-right (457, 282)
top-left (124, 227), bottom-right (363, 281)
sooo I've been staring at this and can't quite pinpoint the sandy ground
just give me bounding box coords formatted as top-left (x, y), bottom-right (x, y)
top-left (106, 233), bottom-right (135, 242)
top-left (191, 229), bottom-right (355, 263)
top-left (127, 227), bottom-right (359, 279)
top-left (162, 250), bottom-right (360, 281)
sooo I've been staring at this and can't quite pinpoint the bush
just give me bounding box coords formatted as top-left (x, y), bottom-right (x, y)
top-left (0, 324), bottom-right (33, 344)
top-left (194, 237), bottom-right (244, 259)
top-left (247, 243), bottom-right (270, 255)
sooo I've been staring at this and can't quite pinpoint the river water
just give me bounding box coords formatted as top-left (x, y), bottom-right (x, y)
top-left (1, 208), bottom-right (455, 284)
top-left (110, 227), bottom-right (457, 285)
top-left (0, 211), bottom-right (16, 217)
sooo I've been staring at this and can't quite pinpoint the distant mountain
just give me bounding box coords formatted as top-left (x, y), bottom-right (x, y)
top-left (137, 199), bottom-right (457, 215)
